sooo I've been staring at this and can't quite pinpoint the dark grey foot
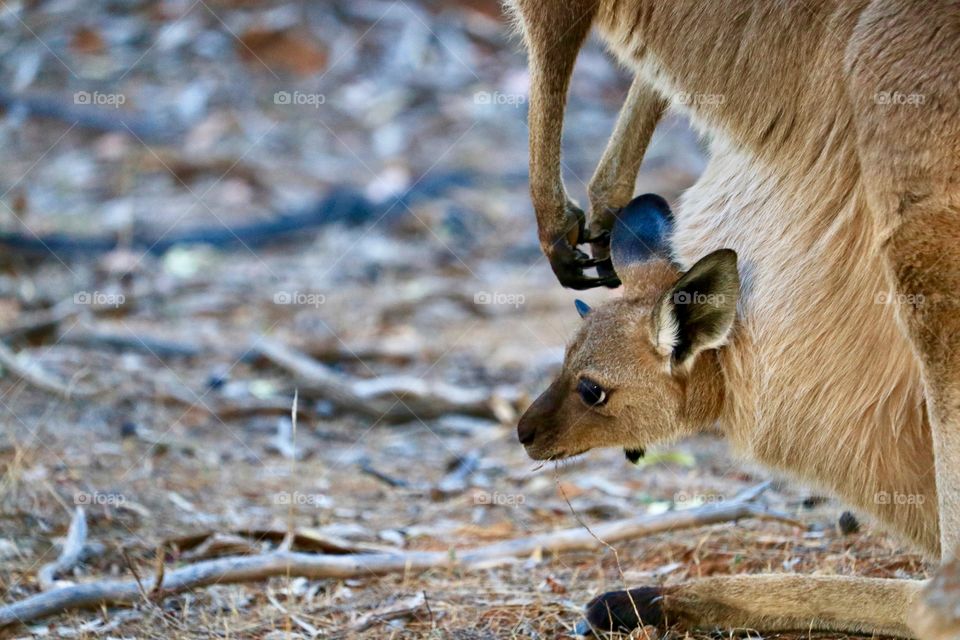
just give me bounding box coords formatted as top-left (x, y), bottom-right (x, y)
top-left (575, 586), bottom-right (664, 636)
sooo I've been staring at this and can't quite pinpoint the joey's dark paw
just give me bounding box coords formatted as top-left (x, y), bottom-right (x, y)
top-left (548, 241), bottom-right (621, 290)
top-left (575, 586), bottom-right (664, 636)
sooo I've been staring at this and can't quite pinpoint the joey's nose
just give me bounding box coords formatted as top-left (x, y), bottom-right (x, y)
top-left (518, 382), bottom-right (560, 449)
top-left (517, 414), bottom-right (537, 446)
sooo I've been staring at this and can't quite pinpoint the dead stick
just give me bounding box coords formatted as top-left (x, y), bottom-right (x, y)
top-left (0, 496), bottom-right (796, 627)
top-left (255, 337), bottom-right (497, 421)
top-left (340, 592), bottom-right (426, 636)
top-left (0, 300), bottom-right (77, 341)
top-left (256, 337), bottom-right (406, 420)
top-left (0, 342), bottom-right (95, 398)
top-left (37, 508), bottom-right (87, 591)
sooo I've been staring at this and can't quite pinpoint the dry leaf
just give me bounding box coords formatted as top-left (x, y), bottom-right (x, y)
top-left (71, 26), bottom-right (105, 55)
top-left (541, 574), bottom-right (567, 594)
top-left (238, 27), bottom-right (327, 76)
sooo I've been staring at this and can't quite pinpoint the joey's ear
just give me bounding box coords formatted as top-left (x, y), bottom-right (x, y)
top-left (610, 194), bottom-right (673, 282)
top-left (574, 299), bottom-right (592, 318)
top-left (652, 249), bottom-right (739, 370)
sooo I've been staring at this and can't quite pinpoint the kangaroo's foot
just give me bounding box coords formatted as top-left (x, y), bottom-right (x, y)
top-left (575, 586), bottom-right (664, 636)
top-left (575, 576), bottom-right (921, 637)
top-left (545, 211), bottom-right (620, 291)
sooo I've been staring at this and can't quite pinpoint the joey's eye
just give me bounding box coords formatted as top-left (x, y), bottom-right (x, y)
top-left (577, 377), bottom-right (608, 407)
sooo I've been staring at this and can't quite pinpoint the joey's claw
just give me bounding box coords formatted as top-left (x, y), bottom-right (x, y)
top-left (548, 245), bottom-right (598, 290)
top-left (575, 256), bottom-right (605, 268)
top-left (566, 280), bottom-right (597, 291)
top-left (574, 255), bottom-right (616, 274)
top-left (582, 229), bottom-right (611, 246)
top-left (588, 273), bottom-right (621, 288)
top-left (597, 274), bottom-right (621, 288)
top-left (563, 274), bottom-right (621, 291)
top-left (573, 247), bottom-right (592, 262)
top-left (549, 240), bottom-right (621, 290)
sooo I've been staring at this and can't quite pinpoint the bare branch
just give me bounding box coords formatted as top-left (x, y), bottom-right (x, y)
top-left (0, 492), bottom-right (797, 627)
top-left (37, 508), bottom-right (88, 591)
top-left (0, 342), bottom-right (96, 399)
top-left (255, 337), bottom-right (500, 421)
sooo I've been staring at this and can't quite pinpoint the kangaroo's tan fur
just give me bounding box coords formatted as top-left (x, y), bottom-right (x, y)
top-left (509, 0), bottom-right (960, 636)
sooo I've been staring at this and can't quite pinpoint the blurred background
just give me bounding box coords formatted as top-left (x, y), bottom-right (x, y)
top-left (0, 1), bottom-right (920, 638)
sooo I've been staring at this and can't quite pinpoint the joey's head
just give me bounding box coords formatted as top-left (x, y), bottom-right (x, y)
top-left (517, 194), bottom-right (740, 462)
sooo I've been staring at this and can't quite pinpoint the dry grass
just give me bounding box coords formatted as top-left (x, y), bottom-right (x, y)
top-left (0, 376), bottom-right (928, 638)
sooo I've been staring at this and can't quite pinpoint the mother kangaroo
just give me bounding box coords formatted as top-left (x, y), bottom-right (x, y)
top-left (508, 0), bottom-right (960, 637)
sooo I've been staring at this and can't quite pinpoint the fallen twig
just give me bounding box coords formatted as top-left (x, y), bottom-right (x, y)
top-left (51, 325), bottom-right (428, 366)
top-left (59, 329), bottom-right (204, 360)
top-left (166, 527), bottom-right (396, 557)
top-left (358, 458), bottom-right (412, 488)
top-left (0, 88), bottom-right (179, 143)
top-left (0, 342), bottom-right (96, 398)
top-left (0, 171), bottom-right (476, 257)
top-left (180, 533), bottom-right (259, 561)
top-left (255, 337), bottom-right (501, 421)
top-left (306, 338), bottom-right (425, 365)
top-left (338, 592), bottom-right (427, 637)
top-left (0, 491), bottom-right (799, 627)
top-left (37, 508), bottom-right (87, 591)
top-left (0, 300), bottom-right (77, 341)
top-left (152, 385), bottom-right (312, 421)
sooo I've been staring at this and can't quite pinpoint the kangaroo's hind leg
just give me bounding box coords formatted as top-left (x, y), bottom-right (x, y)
top-left (847, 0), bottom-right (960, 561)
top-left (579, 575), bottom-right (922, 637)
top-left (846, 0), bottom-right (960, 634)
top-left (914, 555), bottom-right (960, 640)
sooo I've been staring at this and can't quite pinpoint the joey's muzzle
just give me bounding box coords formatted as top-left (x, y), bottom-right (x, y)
top-left (517, 380), bottom-right (564, 455)
top-left (517, 411), bottom-right (537, 446)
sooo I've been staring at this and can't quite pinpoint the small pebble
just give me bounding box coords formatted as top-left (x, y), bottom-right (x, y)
top-left (120, 421), bottom-right (138, 438)
top-left (838, 511), bottom-right (860, 535)
top-left (206, 373), bottom-right (227, 390)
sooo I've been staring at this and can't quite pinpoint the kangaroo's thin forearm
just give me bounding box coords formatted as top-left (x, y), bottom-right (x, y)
top-left (515, 0), bottom-right (598, 246)
top-left (588, 76), bottom-right (666, 229)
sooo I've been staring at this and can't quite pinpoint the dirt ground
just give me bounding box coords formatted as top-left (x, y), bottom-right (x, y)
top-left (0, 1), bottom-right (928, 638)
